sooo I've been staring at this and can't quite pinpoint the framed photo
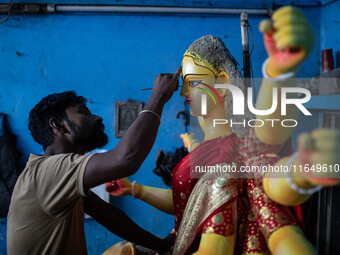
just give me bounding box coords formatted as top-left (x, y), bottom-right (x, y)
top-left (115, 100), bottom-right (143, 138)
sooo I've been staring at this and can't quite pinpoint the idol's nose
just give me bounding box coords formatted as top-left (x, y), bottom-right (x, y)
top-left (180, 83), bottom-right (189, 97)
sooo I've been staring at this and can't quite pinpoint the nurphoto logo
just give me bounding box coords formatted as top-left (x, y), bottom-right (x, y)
top-left (200, 83), bottom-right (312, 128)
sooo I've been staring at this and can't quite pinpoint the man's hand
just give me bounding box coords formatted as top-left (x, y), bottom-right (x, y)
top-left (105, 178), bottom-right (132, 197)
top-left (259, 6), bottom-right (314, 77)
top-left (298, 129), bottom-right (340, 186)
top-left (151, 66), bottom-right (182, 104)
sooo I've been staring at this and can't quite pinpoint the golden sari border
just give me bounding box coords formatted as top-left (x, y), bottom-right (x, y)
top-left (173, 168), bottom-right (239, 255)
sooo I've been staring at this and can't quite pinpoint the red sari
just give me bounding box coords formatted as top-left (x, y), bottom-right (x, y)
top-left (172, 128), bottom-right (297, 255)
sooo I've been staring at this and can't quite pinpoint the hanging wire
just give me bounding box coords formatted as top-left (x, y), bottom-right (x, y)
top-left (0, 0), bottom-right (13, 24)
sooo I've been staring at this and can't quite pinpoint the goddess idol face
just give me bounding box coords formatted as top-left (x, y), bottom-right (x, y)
top-left (180, 52), bottom-right (227, 117)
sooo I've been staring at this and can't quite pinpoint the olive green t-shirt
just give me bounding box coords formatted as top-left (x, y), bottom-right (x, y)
top-left (7, 153), bottom-right (93, 255)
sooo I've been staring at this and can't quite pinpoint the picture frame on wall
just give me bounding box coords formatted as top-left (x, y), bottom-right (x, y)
top-left (115, 99), bottom-right (143, 138)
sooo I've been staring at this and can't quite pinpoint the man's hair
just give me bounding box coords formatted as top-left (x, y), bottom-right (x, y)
top-left (28, 91), bottom-right (87, 150)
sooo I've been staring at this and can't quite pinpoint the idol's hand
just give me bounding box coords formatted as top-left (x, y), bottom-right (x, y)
top-left (105, 178), bottom-right (132, 197)
top-left (180, 133), bottom-right (197, 150)
top-left (259, 6), bottom-right (314, 77)
top-left (151, 66), bottom-right (182, 104)
top-left (102, 241), bottom-right (135, 255)
top-left (298, 129), bottom-right (340, 186)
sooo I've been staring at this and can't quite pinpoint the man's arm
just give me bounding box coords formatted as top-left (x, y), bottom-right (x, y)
top-left (84, 67), bottom-right (181, 189)
top-left (84, 192), bottom-right (173, 254)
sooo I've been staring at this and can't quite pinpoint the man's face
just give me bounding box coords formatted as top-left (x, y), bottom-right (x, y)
top-left (64, 104), bottom-right (108, 152)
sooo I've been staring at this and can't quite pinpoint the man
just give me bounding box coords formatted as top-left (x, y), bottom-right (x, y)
top-left (7, 66), bottom-right (181, 255)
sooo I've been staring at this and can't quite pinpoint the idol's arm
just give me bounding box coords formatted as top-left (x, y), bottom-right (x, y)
top-left (105, 178), bottom-right (174, 215)
top-left (255, 6), bottom-right (314, 145)
top-left (263, 156), bottom-right (312, 206)
top-left (192, 234), bottom-right (236, 255)
top-left (255, 75), bottom-right (299, 145)
top-left (268, 226), bottom-right (317, 255)
top-left (264, 129), bottom-right (340, 206)
top-left (134, 183), bottom-right (175, 215)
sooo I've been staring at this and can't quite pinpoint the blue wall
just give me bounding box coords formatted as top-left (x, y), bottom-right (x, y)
top-left (0, 0), bottom-right (330, 254)
top-left (320, 1), bottom-right (340, 68)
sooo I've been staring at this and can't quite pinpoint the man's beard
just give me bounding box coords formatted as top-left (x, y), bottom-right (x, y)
top-left (66, 119), bottom-right (108, 152)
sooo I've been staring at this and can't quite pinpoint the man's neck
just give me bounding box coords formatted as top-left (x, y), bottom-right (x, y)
top-left (45, 142), bottom-right (86, 156)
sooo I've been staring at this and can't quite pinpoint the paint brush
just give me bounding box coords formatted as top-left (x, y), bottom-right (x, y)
top-left (141, 86), bottom-right (182, 91)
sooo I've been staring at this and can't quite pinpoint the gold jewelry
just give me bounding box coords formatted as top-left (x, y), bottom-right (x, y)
top-left (140, 110), bottom-right (161, 124)
top-left (285, 152), bottom-right (322, 195)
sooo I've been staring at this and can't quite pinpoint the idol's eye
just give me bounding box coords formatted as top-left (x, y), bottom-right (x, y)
top-left (189, 80), bottom-right (202, 87)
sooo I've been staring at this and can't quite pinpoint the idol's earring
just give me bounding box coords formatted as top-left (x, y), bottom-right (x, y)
top-left (219, 88), bottom-right (227, 97)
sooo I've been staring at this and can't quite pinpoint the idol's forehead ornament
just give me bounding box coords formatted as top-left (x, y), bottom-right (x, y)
top-left (183, 51), bottom-right (219, 78)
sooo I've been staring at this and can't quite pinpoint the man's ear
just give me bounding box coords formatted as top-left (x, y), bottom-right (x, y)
top-left (49, 117), bottom-right (68, 134)
top-left (216, 71), bottom-right (230, 98)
